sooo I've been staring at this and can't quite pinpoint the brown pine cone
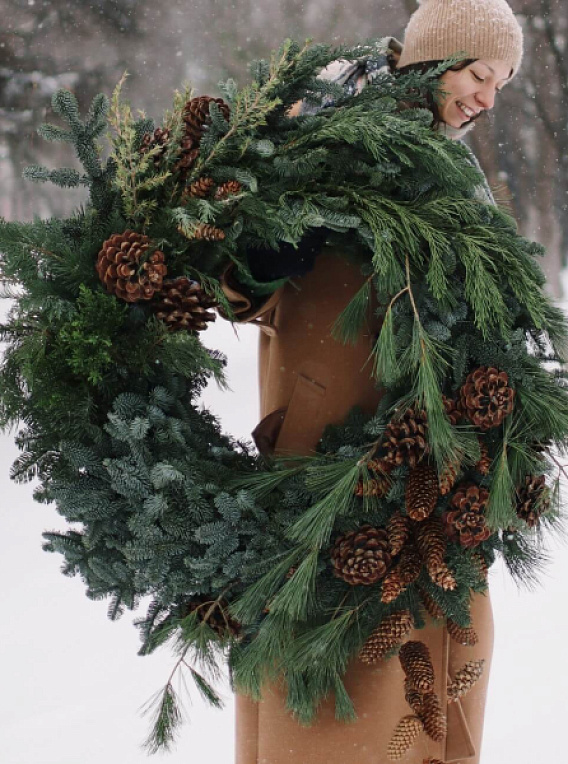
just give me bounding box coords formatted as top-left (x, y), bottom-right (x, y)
top-left (447, 659), bottom-right (485, 702)
top-left (404, 679), bottom-right (425, 715)
top-left (413, 516), bottom-right (446, 570)
top-left (139, 126), bottom-right (172, 165)
top-left (193, 223), bottom-right (226, 242)
top-left (174, 136), bottom-right (200, 178)
top-left (460, 366), bottom-right (514, 431)
top-left (387, 715), bottom-right (424, 761)
top-left (515, 474), bottom-right (550, 528)
top-left (443, 394), bottom-right (463, 425)
top-left (183, 95), bottom-right (230, 144)
top-left (359, 611), bottom-right (414, 664)
top-left (439, 459), bottom-right (460, 496)
top-left (354, 475), bottom-right (391, 498)
top-left (421, 691), bottom-right (447, 742)
top-left (387, 514), bottom-right (411, 556)
top-left (331, 525), bottom-right (392, 585)
top-left (398, 544), bottom-right (423, 584)
top-left (442, 483), bottom-right (491, 548)
top-left (379, 405), bottom-right (429, 469)
top-left (475, 438), bottom-right (492, 475)
top-left (418, 587), bottom-right (445, 621)
top-left (185, 176), bottom-right (215, 199)
top-left (472, 552), bottom-right (489, 580)
top-left (214, 180), bottom-right (242, 200)
top-left (406, 463), bottom-right (439, 521)
top-left (430, 563), bottom-right (457, 591)
top-left (152, 277), bottom-right (218, 332)
top-left (446, 619), bottom-right (479, 646)
top-left (96, 230), bottom-right (167, 303)
top-left (381, 568), bottom-right (407, 603)
top-left (381, 545), bottom-right (422, 603)
top-left (414, 517), bottom-right (457, 590)
top-left (179, 595), bottom-right (240, 638)
top-left (399, 640), bottom-right (435, 692)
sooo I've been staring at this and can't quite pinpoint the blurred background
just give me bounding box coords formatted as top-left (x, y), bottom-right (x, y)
top-left (1, 1), bottom-right (567, 763)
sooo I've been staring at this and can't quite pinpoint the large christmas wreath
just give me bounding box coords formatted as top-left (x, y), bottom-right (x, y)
top-left (1, 39), bottom-right (567, 756)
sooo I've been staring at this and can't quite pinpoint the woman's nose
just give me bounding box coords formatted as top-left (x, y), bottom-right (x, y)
top-left (475, 86), bottom-right (496, 111)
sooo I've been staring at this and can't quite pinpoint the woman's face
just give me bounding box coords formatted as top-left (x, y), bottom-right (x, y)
top-left (437, 59), bottom-right (511, 128)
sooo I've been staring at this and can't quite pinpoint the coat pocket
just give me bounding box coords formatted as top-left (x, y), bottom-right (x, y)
top-left (252, 373), bottom-right (327, 459)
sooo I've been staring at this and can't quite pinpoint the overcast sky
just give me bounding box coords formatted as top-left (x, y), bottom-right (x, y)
top-left (1, 318), bottom-right (567, 764)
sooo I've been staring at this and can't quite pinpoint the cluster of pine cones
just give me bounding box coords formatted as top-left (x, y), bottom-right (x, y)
top-left (96, 229), bottom-right (218, 331)
top-left (351, 371), bottom-right (549, 556)
top-left (387, 636), bottom-right (485, 760)
top-left (95, 95), bottom-right (250, 330)
top-left (354, 611), bottom-right (484, 760)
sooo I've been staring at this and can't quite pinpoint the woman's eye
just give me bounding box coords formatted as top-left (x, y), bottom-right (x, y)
top-left (472, 73), bottom-right (484, 82)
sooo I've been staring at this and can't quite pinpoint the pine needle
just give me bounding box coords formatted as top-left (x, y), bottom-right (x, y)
top-left (142, 683), bottom-right (183, 755)
top-left (331, 277), bottom-right (372, 346)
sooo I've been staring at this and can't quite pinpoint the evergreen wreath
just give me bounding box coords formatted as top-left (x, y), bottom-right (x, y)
top-left (1, 39), bottom-right (567, 755)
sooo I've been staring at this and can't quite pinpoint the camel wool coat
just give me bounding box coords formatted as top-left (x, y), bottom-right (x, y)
top-left (220, 246), bottom-right (493, 764)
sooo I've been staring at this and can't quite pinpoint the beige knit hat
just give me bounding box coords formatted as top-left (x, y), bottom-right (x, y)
top-left (397, 0), bottom-right (524, 77)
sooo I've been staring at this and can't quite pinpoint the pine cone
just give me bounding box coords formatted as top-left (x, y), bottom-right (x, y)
top-left (475, 438), bottom-right (492, 475)
top-left (331, 525), bottom-right (392, 585)
top-left (515, 474), bottom-right (550, 528)
top-left (96, 230), bottom-right (167, 303)
top-left (214, 180), bottom-right (242, 200)
top-left (460, 366), bottom-right (514, 431)
top-left (387, 715), bottom-right (424, 761)
top-left (179, 595), bottom-right (240, 638)
top-left (472, 552), bottom-right (489, 580)
top-left (421, 691), bottom-right (447, 742)
top-left (380, 545), bottom-right (422, 603)
top-left (387, 514), bottom-right (411, 556)
top-left (174, 96), bottom-right (230, 180)
top-left (381, 568), bottom-right (407, 603)
top-left (139, 126), bottom-right (171, 165)
top-left (439, 459), bottom-right (460, 496)
top-left (354, 475), bottom-right (391, 498)
top-left (406, 463), bottom-right (439, 521)
top-left (447, 659), bottom-right (485, 702)
top-left (418, 587), bottom-right (445, 621)
top-left (174, 136), bottom-right (200, 179)
top-left (404, 679), bottom-right (425, 715)
top-left (193, 223), bottom-right (226, 241)
top-left (359, 611), bottom-right (414, 664)
top-left (185, 176), bottom-right (215, 199)
top-left (414, 517), bottom-right (457, 590)
top-left (183, 95), bottom-right (230, 144)
top-left (399, 640), bottom-right (435, 692)
top-left (379, 405), bottom-right (429, 468)
top-left (152, 277), bottom-right (218, 332)
top-left (446, 619), bottom-right (479, 646)
top-left (443, 395), bottom-right (463, 425)
top-left (443, 483), bottom-right (491, 548)
top-left (398, 544), bottom-right (423, 584)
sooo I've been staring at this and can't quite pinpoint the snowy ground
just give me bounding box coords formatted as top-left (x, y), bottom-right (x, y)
top-left (1, 316), bottom-right (567, 763)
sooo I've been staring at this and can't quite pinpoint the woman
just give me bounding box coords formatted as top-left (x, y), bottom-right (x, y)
top-left (221, 1), bottom-right (524, 761)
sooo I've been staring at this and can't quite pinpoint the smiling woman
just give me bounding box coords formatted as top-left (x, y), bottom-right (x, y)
top-left (221, 1), bottom-right (526, 763)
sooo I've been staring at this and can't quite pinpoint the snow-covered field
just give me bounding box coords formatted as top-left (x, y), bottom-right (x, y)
top-left (1, 316), bottom-right (566, 763)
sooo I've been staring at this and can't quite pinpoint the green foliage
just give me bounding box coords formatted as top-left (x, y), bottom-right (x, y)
top-left (57, 285), bottom-right (129, 384)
